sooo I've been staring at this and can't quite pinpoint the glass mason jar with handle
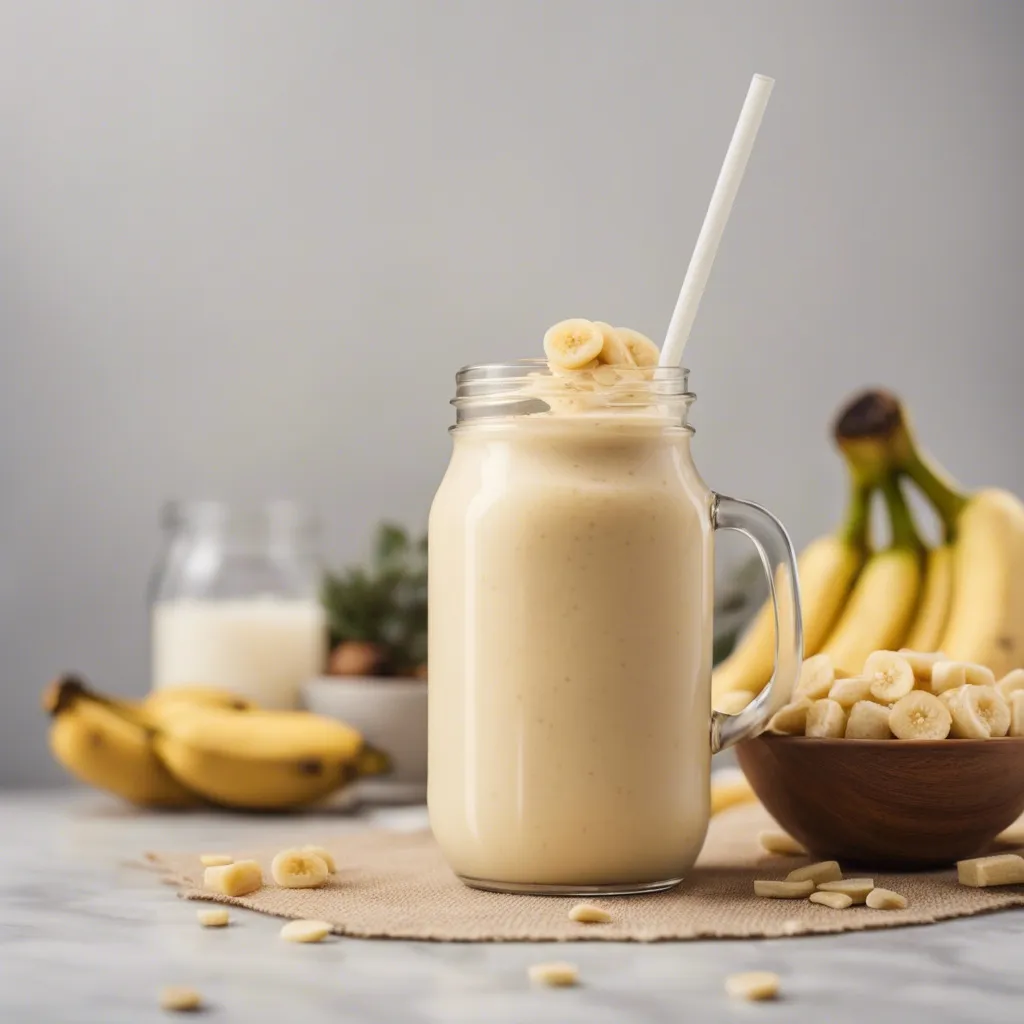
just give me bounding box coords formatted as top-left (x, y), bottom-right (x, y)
top-left (428, 362), bottom-right (802, 895)
top-left (150, 501), bottom-right (327, 709)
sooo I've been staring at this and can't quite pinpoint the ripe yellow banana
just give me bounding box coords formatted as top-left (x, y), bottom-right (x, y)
top-left (711, 481), bottom-right (870, 700)
top-left (902, 543), bottom-right (954, 653)
top-left (43, 677), bottom-right (200, 808)
top-left (819, 476), bottom-right (924, 676)
top-left (141, 685), bottom-right (256, 734)
top-left (843, 389), bottom-right (1024, 677)
top-left (935, 489), bottom-right (1024, 675)
top-left (152, 705), bottom-right (376, 811)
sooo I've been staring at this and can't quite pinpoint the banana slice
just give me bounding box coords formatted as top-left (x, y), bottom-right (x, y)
top-left (809, 891), bottom-right (853, 909)
top-left (714, 690), bottom-right (754, 715)
top-left (725, 971), bottom-right (780, 1001)
top-left (998, 669), bottom-right (1024, 700)
top-left (301, 845), bottom-right (337, 874)
top-left (197, 908), bottom-right (230, 928)
top-left (753, 879), bottom-right (815, 898)
top-left (973, 685), bottom-right (1011, 737)
top-left (944, 684), bottom-right (1010, 738)
top-left (204, 860), bottom-right (263, 897)
top-left (543, 319), bottom-right (605, 370)
top-left (271, 849), bottom-right (330, 889)
top-left (614, 327), bottom-right (660, 368)
top-left (815, 877), bottom-right (874, 904)
top-left (280, 919), bottom-right (332, 943)
top-left (828, 676), bottom-right (874, 709)
top-left (796, 653), bottom-right (836, 700)
top-left (864, 651), bottom-right (915, 703)
top-left (931, 660), bottom-right (997, 695)
top-left (568, 903), bottom-right (612, 923)
top-left (758, 830), bottom-right (806, 856)
top-left (199, 854), bottom-right (233, 868)
top-left (806, 699), bottom-right (846, 738)
top-left (889, 690), bottom-right (951, 740)
top-left (1010, 691), bottom-right (1024, 737)
top-left (866, 888), bottom-right (907, 910)
top-left (786, 860), bottom-right (842, 885)
top-left (898, 650), bottom-right (948, 683)
top-left (957, 854), bottom-right (1024, 887)
top-left (767, 698), bottom-right (812, 735)
top-left (159, 986), bottom-right (202, 1013)
top-left (593, 322), bottom-right (637, 366)
top-left (845, 700), bottom-right (893, 740)
top-left (528, 962), bottom-right (579, 987)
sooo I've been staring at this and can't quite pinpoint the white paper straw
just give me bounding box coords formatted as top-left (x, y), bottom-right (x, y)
top-left (660, 74), bottom-right (775, 368)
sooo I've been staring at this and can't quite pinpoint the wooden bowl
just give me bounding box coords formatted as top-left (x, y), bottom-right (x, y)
top-left (736, 734), bottom-right (1024, 869)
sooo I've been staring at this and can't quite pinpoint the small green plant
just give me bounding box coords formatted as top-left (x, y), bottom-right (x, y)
top-left (321, 523), bottom-right (428, 678)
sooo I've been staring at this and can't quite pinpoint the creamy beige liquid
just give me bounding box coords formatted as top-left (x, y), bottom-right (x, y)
top-left (428, 414), bottom-right (714, 887)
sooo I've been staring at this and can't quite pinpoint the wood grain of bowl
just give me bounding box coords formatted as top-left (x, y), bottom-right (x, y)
top-left (736, 734), bottom-right (1024, 869)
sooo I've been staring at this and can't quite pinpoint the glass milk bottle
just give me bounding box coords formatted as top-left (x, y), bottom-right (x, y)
top-left (428, 362), bottom-right (802, 894)
top-left (150, 502), bottom-right (327, 708)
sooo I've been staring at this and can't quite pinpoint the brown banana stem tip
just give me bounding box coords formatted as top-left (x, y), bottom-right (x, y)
top-left (41, 674), bottom-right (88, 716)
top-left (833, 389), bottom-right (903, 444)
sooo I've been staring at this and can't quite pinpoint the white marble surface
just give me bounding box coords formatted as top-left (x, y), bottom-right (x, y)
top-left (1, 790), bottom-right (1022, 1024)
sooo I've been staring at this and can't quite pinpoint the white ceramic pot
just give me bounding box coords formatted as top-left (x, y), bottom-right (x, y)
top-left (303, 676), bottom-right (427, 804)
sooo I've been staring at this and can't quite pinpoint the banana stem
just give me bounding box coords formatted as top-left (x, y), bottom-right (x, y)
top-left (837, 479), bottom-right (873, 551)
top-left (879, 475), bottom-right (925, 555)
top-left (834, 388), bottom-right (969, 542)
top-left (898, 452), bottom-right (969, 542)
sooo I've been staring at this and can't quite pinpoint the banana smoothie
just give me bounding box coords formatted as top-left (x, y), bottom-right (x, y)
top-left (429, 321), bottom-right (717, 890)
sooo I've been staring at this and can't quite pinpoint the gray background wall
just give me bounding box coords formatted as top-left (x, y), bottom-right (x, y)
top-left (2, 0), bottom-right (1022, 786)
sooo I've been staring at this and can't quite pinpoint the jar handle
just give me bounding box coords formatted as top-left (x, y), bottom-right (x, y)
top-left (709, 494), bottom-right (803, 754)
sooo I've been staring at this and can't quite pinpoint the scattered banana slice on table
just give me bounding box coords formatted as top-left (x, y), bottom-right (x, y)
top-left (754, 879), bottom-right (815, 898)
top-left (280, 920), bottom-right (332, 944)
top-left (197, 908), bottom-right (230, 928)
top-left (809, 891), bottom-right (853, 909)
top-left (725, 971), bottom-right (780, 1002)
top-left (786, 861), bottom-right (842, 885)
top-left (159, 986), bottom-right (203, 1013)
top-left (528, 962), bottom-right (580, 987)
top-left (568, 903), bottom-right (612, 924)
top-left (204, 860), bottom-right (263, 897)
top-left (866, 888), bottom-right (907, 910)
top-left (271, 849), bottom-right (330, 889)
top-left (957, 854), bottom-right (1024, 887)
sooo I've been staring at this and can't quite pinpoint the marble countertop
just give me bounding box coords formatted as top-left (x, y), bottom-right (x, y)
top-left (1, 790), bottom-right (1022, 1023)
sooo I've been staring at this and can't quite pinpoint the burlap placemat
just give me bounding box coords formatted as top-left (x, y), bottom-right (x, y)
top-left (149, 803), bottom-right (1024, 942)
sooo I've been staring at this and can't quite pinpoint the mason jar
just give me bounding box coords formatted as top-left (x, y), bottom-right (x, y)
top-left (428, 361), bottom-right (802, 894)
top-left (150, 501), bottom-right (327, 708)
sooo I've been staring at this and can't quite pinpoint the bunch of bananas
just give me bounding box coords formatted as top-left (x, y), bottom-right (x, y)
top-left (713, 390), bottom-right (1024, 706)
top-left (43, 677), bottom-right (388, 810)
